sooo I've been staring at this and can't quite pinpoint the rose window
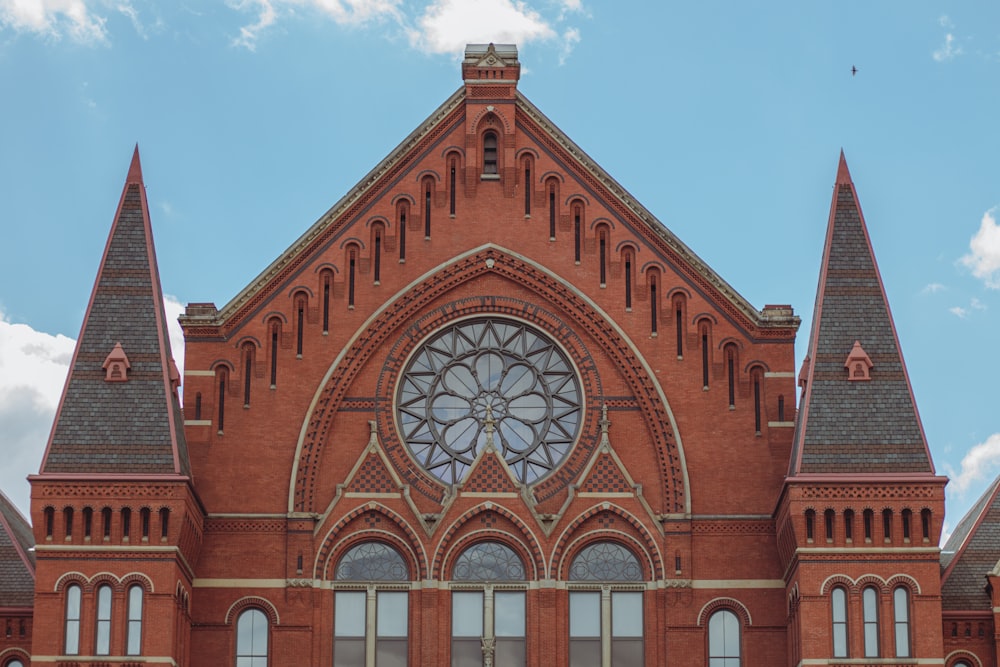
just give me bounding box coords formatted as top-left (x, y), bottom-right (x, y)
top-left (396, 318), bottom-right (582, 485)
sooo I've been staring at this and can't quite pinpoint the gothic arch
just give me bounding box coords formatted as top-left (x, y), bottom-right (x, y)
top-left (323, 530), bottom-right (420, 582)
top-left (552, 504), bottom-right (662, 580)
top-left (316, 503), bottom-right (427, 580)
top-left (438, 529), bottom-right (539, 581)
top-left (288, 244), bottom-right (690, 517)
top-left (433, 502), bottom-right (544, 579)
top-left (469, 107), bottom-right (513, 135)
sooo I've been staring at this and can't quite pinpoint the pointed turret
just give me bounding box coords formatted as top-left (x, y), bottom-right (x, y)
top-left (0, 491), bottom-right (34, 609)
top-left (789, 152), bottom-right (933, 475)
top-left (37, 147), bottom-right (191, 477)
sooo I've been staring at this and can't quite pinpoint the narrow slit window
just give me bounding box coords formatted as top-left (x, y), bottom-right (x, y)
top-left (45, 507), bottom-right (53, 539)
top-left (296, 300), bottom-right (304, 357)
top-left (624, 253), bottom-right (632, 310)
top-left (243, 344), bottom-right (253, 407)
top-left (194, 392), bottom-right (202, 420)
top-left (805, 509), bottom-right (815, 541)
top-left (374, 229), bottom-right (382, 284)
top-left (348, 250), bottom-right (357, 308)
top-left (102, 507), bottom-right (112, 540)
top-left (82, 507), bottom-right (92, 539)
top-left (524, 164), bottom-right (531, 215)
top-left (844, 509), bottom-right (854, 541)
top-left (863, 509), bottom-right (873, 541)
top-left (449, 162), bottom-right (457, 215)
top-left (675, 301), bottom-right (683, 357)
top-left (63, 507), bottom-right (73, 539)
top-left (825, 509), bottom-right (834, 541)
top-left (399, 207), bottom-right (407, 262)
top-left (883, 509), bottom-right (892, 541)
top-left (777, 394), bottom-right (785, 421)
top-left (753, 371), bottom-right (762, 434)
top-left (701, 326), bottom-right (710, 389)
top-left (650, 277), bottom-right (658, 335)
top-left (270, 323), bottom-right (279, 388)
top-left (921, 509), bottom-right (931, 541)
top-left (548, 185), bottom-right (556, 239)
top-left (726, 346), bottom-right (736, 407)
top-left (574, 207), bottom-right (581, 263)
top-left (122, 507), bottom-right (131, 540)
top-left (599, 234), bottom-right (607, 285)
top-left (424, 185), bottom-right (432, 238)
top-left (217, 369), bottom-right (227, 433)
top-left (159, 508), bottom-right (169, 540)
top-left (902, 509), bottom-right (912, 541)
top-left (323, 273), bottom-right (331, 332)
top-left (140, 507), bottom-right (150, 539)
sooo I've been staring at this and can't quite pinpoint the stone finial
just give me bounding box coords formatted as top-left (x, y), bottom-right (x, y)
top-left (102, 342), bottom-right (131, 382)
top-left (483, 404), bottom-right (497, 452)
top-left (844, 341), bottom-right (874, 381)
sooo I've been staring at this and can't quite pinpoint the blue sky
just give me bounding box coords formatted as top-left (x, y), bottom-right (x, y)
top-left (1, 1), bottom-right (999, 545)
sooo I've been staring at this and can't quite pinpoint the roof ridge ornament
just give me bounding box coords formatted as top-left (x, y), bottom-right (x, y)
top-left (844, 340), bottom-right (874, 381)
top-left (102, 342), bottom-right (131, 382)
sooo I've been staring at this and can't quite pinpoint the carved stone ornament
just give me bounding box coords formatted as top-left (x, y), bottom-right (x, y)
top-left (844, 340), bottom-right (874, 381)
top-left (102, 342), bottom-right (131, 382)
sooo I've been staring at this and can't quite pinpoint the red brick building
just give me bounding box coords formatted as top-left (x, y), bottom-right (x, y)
top-left (3, 43), bottom-right (999, 667)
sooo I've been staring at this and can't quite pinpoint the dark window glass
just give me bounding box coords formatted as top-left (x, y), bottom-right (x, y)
top-left (483, 132), bottom-right (498, 174)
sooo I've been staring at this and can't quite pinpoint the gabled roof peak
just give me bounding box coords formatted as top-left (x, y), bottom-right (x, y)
top-left (127, 144), bottom-right (143, 185)
top-left (836, 149), bottom-right (852, 185)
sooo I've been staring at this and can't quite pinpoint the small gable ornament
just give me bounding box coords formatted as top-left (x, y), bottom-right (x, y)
top-left (103, 342), bottom-right (131, 382)
top-left (844, 340), bottom-right (873, 381)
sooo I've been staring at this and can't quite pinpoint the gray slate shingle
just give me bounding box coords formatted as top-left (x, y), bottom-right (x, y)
top-left (0, 490), bottom-right (34, 607)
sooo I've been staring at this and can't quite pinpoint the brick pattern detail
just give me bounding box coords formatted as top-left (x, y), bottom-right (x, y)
top-left (579, 454), bottom-right (630, 493)
top-left (345, 454), bottom-right (397, 494)
top-left (463, 453), bottom-right (518, 494)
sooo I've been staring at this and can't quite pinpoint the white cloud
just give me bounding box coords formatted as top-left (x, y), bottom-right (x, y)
top-left (409, 0), bottom-right (555, 55)
top-left (949, 306), bottom-right (968, 318)
top-left (921, 282), bottom-right (946, 294)
top-left (962, 207), bottom-right (1000, 288)
top-left (946, 433), bottom-right (1000, 496)
top-left (933, 32), bottom-right (962, 62)
top-left (0, 298), bottom-right (186, 520)
top-left (116, 1), bottom-right (145, 39)
top-left (0, 0), bottom-right (108, 43)
top-left (229, 0), bottom-right (403, 50)
top-left (971, 297), bottom-right (987, 311)
top-left (558, 26), bottom-right (579, 65)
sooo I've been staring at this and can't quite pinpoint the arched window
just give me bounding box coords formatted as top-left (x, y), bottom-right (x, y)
top-left (700, 323), bottom-right (711, 389)
top-left (623, 250), bottom-right (634, 311)
top-left (863, 509), bottom-right (873, 542)
top-left (348, 247), bottom-right (358, 308)
top-left (522, 158), bottom-right (531, 216)
top-left (862, 586), bottom-right (879, 657)
top-left (824, 509), bottom-right (835, 542)
top-left (121, 507), bottom-right (132, 541)
top-left (573, 204), bottom-right (582, 264)
top-left (64, 506), bottom-right (73, 539)
top-left (844, 509), bottom-right (854, 542)
top-left (5, 660), bottom-right (25, 667)
top-left (449, 157), bottom-right (458, 215)
top-left (65, 583), bottom-right (81, 655)
top-left (82, 507), bottom-right (92, 539)
top-left (44, 506), bottom-right (54, 539)
top-left (96, 583), bottom-right (112, 654)
top-left (804, 509), bottom-right (815, 542)
top-left (140, 507), bottom-right (151, 540)
top-left (831, 586), bottom-right (848, 657)
top-left (568, 542), bottom-right (644, 667)
top-left (452, 541), bottom-right (526, 667)
top-left (708, 609), bottom-right (741, 666)
top-left (216, 366), bottom-right (228, 434)
top-left (883, 509), bottom-right (893, 541)
top-left (295, 295), bottom-right (306, 357)
top-left (335, 542), bottom-right (409, 667)
top-left (902, 509), bottom-right (912, 541)
top-left (236, 608), bottom-right (269, 667)
top-left (397, 202), bottom-right (408, 262)
top-left (102, 506), bottom-right (112, 540)
top-left (269, 319), bottom-right (281, 388)
top-left (483, 131), bottom-right (498, 174)
top-left (893, 587), bottom-right (910, 657)
top-left (242, 342), bottom-right (255, 407)
top-left (725, 344), bottom-right (737, 408)
top-left (921, 508), bottom-right (932, 542)
top-left (648, 271), bottom-right (659, 336)
top-left (373, 225), bottom-right (383, 284)
top-left (127, 584), bottom-right (144, 655)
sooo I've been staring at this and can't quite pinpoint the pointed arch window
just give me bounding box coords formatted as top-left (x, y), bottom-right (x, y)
top-left (831, 586), bottom-right (848, 657)
top-left (451, 541), bottom-right (526, 667)
top-left (708, 609), bottom-right (741, 667)
top-left (483, 131), bottom-right (498, 175)
top-left (96, 583), bottom-right (112, 654)
top-left (569, 542), bottom-right (644, 667)
top-left (236, 608), bottom-right (268, 667)
top-left (126, 584), bottom-right (144, 655)
top-left (65, 583), bottom-right (81, 655)
top-left (335, 542), bottom-right (410, 667)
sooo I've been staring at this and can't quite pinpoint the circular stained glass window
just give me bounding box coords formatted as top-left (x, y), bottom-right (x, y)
top-left (396, 318), bottom-right (582, 485)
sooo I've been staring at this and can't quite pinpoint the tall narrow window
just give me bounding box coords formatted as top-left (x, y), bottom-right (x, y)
top-left (752, 370), bottom-right (762, 435)
top-left (452, 541), bottom-right (526, 667)
top-left (243, 343), bottom-right (253, 408)
top-left (573, 206), bottom-right (581, 263)
top-left (398, 206), bottom-right (407, 262)
top-left (675, 299), bottom-right (683, 357)
top-left (296, 299), bottom-right (305, 357)
top-left (374, 228), bottom-right (382, 284)
top-left (64, 507), bottom-right (73, 539)
top-left (126, 585), bottom-right (143, 655)
top-left (824, 509), bottom-right (834, 541)
top-left (777, 394), bottom-right (785, 421)
top-left (348, 249), bottom-right (357, 308)
top-left (863, 587), bottom-right (879, 657)
top-left (424, 184), bottom-right (432, 238)
top-left (893, 587), bottom-right (910, 657)
top-left (335, 542), bottom-right (410, 667)
top-left (236, 608), bottom-right (269, 667)
top-left (599, 232), bottom-right (607, 286)
top-left (921, 509), bottom-right (931, 541)
top-left (624, 252), bottom-right (633, 310)
top-left (450, 162), bottom-right (457, 215)
top-left (902, 509), bottom-right (912, 541)
top-left (863, 509), bottom-right (873, 542)
top-left (194, 392), bottom-right (202, 419)
top-left (65, 584), bottom-right (81, 655)
top-left (726, 346), bottom-right (736, 408)
top-left (805, 509), bottom-right (815, 541)
top-left (102, 507), bottom-right (112, 540)
top-left (160, 507), bottom-right (169, 540)
top-left (523, 163), bottom-right (531, 216)
top-left (844, 509), bottom-right (854, 542)
top-left (323, 272), bottom-right (331, 333)
top-left (568, 542), bottom-right (644, 667)
top-left (831, 587), bottom-right (848, 657)
top-left (270, 322), bottom-right (279, 388)
top-left (650, 276), bottom-right (658, 336)
top-left (82, 507), bottom-right (92, 540)
top-left (548, 185), bottom-right (556, 239)
top-left (140, 507), bottom-right (150, 540)
top-left (122, 507), bottom-right (132, 540)
top-left (483, 132), bottom-right (498, 174)
top-left (44, 506), bottom-right (54, 539)
top-left (883, 509), bottom-right (893, 541)
top-left (708, 609), bottom-right (741, 667)
top-left (701, 326), bottom-right (710, 389)
top-left (96, 583), bottom-right (112, 654)
top-left (217, 368), bottom-right (227, 434)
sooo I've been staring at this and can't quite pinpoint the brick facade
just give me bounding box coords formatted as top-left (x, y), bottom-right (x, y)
top-left (3, 43), bottom-right (996, 667)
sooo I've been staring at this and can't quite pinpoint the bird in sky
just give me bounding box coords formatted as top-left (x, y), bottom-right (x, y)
top-left (851, 65), bottom-right (858, 76)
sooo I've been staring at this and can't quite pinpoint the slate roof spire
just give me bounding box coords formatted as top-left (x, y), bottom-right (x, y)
top-left (37, 146), bottom-right (191, 477)
top-left (789, 152), bottom-right (934, 475)
top-left (941, 475), bottom-right (1000, 610)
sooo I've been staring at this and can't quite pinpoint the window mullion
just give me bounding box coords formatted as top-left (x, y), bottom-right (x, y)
top-left (483, 584), bottom-right (495, 643)
top-left (601, 585), bottom-right (612, 667)
top-left (366, 586), bottom-right (377, 667)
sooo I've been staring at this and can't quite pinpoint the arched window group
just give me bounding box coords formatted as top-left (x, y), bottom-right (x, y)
top-left (829, 584), bottom-right (911, 659)
top-left (63, 582), bottom-right (144, 656)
